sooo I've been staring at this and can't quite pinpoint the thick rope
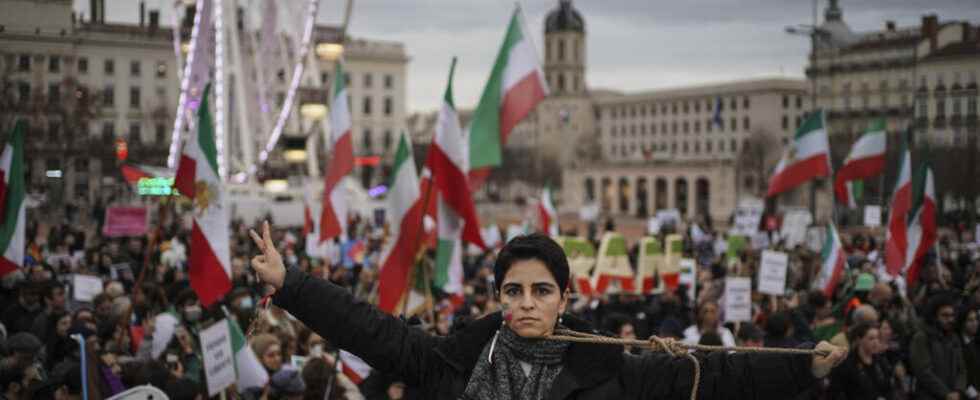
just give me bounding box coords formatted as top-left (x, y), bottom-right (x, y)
top-left (547, 329), bottom-right (829, 400)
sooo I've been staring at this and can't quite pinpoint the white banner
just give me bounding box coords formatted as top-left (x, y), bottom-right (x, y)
top-left (864, 205), bottom-right (882, 228)
top-left (758, 250), bottom-right (789, 296)
top-left (679, 258), bottom-right (697, 301)
top-left (780, 210), bottom-right (811, 248)
top-left (200, 320), bottom-right (235, 397)
top-left (655, 209), bottom-right (681, 227)
top-left (724, 277), bottom-right (752, 322)
top-left (72, 274), bottom-right (103, 302)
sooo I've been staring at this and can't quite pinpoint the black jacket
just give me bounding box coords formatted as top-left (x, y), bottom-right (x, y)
top-left (273, 268), bottom-right (818, 399)
top-left (828, 352), bottom-right (894, 400)
top-left (909, 324), bottom-right (967, 400)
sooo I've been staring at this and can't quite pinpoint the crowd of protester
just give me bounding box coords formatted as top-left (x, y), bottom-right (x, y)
top-left (1, 199), bottom-right (978, 399)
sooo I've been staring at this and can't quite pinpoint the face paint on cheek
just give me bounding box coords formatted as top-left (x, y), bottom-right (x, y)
top-left (501, 302), bottom-right (513, 323)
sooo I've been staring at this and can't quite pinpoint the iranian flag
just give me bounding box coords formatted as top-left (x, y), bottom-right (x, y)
top-left (428, 58), bottom-right (487, 299)
top-left (320, 61), bottom-right (354, 243)
top-left (813, 223), bottom-right (847, 297)
top-left (767, 110), bottom-right (832, 197)
top-left (468, 8), bottom-right (548, 190)
top-left (903, 164), bottom-right (936, 286)
top-left (885, 140), bottom-right (912, 276)
top-left (834, 119), bottom-right (887, 207)
top-left (0, 121), bottom-right (26, 277)
top-left (229, 318), bottom-right (268, 392)
top-left (538, 183), bottom-right (558, 236)
top-left (174, 84), bottom-right (232, 306)
top-left (377, 132), bottom-right (424, 313)
top-left (340, 350), bottom-right (371, 384)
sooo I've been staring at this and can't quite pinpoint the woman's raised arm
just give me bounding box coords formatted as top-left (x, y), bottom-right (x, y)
top-left (250, 222), bottom-right (440, 386)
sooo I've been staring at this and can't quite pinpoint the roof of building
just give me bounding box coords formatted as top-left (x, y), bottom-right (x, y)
top-left (592, 78), bottom-right (808, 104)
top-left (545, 0), bottom-right (584, 34)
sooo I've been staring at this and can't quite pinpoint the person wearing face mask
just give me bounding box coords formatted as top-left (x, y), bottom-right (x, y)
top-left (249, 224), bottom-right (847, 399)
top-left (175, 289), bottom-right (204, 329)
top-left (1, 281), bottom-right (42, 334)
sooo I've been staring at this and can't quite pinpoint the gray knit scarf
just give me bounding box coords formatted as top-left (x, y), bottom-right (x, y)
top-left (460, 325), bottom-right (570, 400)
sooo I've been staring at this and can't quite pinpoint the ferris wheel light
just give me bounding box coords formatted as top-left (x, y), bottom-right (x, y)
top-left (300, 104), bottom-right (328, 121)
top-left (283, 149), bottom-right (308, 163)
top-left (316, 43), bottom-right (344, 61)
top-left (264, 179), bottom-right (289, 193)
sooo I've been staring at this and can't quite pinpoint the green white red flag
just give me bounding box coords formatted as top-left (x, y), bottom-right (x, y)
top-left (767, 110), bottom-right (831, 197)
top-left (0, 121), bottom-right (26, 277)
top-left (467, 7), bottom-right (548, 190)
top-left (174, 84), bottom-right (232, 306)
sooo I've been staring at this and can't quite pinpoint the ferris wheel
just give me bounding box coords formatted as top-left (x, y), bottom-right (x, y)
top-left (165, 0), bottom-right (350, 183)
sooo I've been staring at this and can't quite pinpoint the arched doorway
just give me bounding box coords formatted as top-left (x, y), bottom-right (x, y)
top-left (636, 177), bottom-right (649, 217)
top-left (674, 177), bottom-right (688, 216)
top-left (600, 177), bottom-right (612, 212)
top-left (618, 177), bottom-right (631, 214)
top-left (655, 178), bottom-right (668, 210)
top-left (584, 177), bottom-right (595, 203)
top-left (696, 177), bottom-right (710, 221)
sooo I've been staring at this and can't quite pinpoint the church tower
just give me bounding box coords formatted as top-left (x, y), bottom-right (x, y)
top-left (544, 0), bottom-right (586, 96)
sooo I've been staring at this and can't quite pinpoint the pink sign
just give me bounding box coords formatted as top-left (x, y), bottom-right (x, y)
top-left (103, 207), bottom-right (148, 237)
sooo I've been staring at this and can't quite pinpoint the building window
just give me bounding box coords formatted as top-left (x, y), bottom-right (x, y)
top-left (18, 54), bottom-right (31, 72)
top-left (130, 60), bottom-right (141, 76)
top-left (156, 61), bottom-right (167, 78)
top-left (48, 83), bottom-right (60, 105)
top-left (362, 96), bottom-right (372, 115)
top-left (363, 129), bottom-right (372, 151)
top-left (558, 75), bottom-right (565, 92)
top-left (968, 96), bottom-right (977, 116)
top-left (717, 118), bottom-right (724, 131)
top-left (671, 121), bottom-right (678, 135)
top-left (694, 141), bottom-right (700, 154)
top-left (49, 56), bottom-right (61, 73)
top-left (782, 95), bottom-right (789, 108)
top-left (129, 87), bottom-right (140, 108)
top-left (558, 39), bottom-right (565, 61)
top-left (796, 96), bottom-right (803, 109)
top-left (743, 96), bottom-right (750, 109)
top-left (694, 101), bottom-right (701, 113)
top-left (683, 101), bottom-right (689, 114)
top-left (155, 123), bottom-right (166, 143)
top-left (706, 140), bottom-right (713, 153)
top-left (730, 97), bottom-right (737, 111)
top-left (48, 121), bottom-right (60, 141)
top-left (651, 123), bottom-right (657, 135)
top-left (103, 85), bottom-right (115, 106)
top-left (383, 97), bottom-right (393, 116)
top-left (795, 116), bottom-right (802, 128)
top-left (102, 122), bottom-right (113, 137)
top-left (705, 118), bottom-right (712, 133)
top-left (78, 57), bottom-right (88, 74)
top-left (935, 95), bottom-right (945, 117)
top-left (731, 138), bottom-right (738, 152)
top-left (104, 59), bottom-right (115, 75)
top-left (320, 72), bottom-right (330, 85)
top-left (383, 130), bottom-right (393, 150)
top-left (17, 82), bottom-right (30, 103)
top-left (672, 103), bottom-right (678, 115)
top-left (682, 142), bottom-right (689, 154)
top-left (743, 117), bottom-right (750, 131)
top-left (364, 73), bottom-right (373, 88)
top-left (129, 122), bottom-right (141, 143)
top-left (694, 121), bottom-right (700, 133)
top-left (683, 121), bottom-right (689, 134)
top-left (661, 122), bottom-right (667, 135)
top-left (384, 74), bottom-right (393, 89)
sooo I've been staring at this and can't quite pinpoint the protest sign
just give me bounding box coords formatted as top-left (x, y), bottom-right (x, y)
top-left (636, 237), bottom-right (664, 294)
top-left (102, 206), bottom-right (148, 237)
top-left (864, 206), bottom-right (882, 228)
top-left (780, 209), bottom-right (811, 248)
top-left (758, 250), bottom-right (789, 295)
top-left (594, 233), bottom-right (635, 294)
top-left (559, 237), bottom-right (597, 296)
top-left (732, 203), bottom-right (764, 236)
top-left (72, 274), bottom-right (103, 302)
top-left (647, 218), bottom-right (661, 235)
top-left (724, 277), bottom-right (752, 322)
top-left (200, 320), bottom-right (235, 397)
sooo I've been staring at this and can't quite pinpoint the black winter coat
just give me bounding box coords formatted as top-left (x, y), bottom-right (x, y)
top-left (273, 268), bottom-right (819, 399)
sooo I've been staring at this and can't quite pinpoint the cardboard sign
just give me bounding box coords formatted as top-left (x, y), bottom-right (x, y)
top-left (593, 233), bottom-right (635, 294)
top-left (636, 237), bottom-right (664, 294)
top-left (559, 237), bottom-right (597, 296)
top-left (102, 206), bottom-right (148, 237)
top-left (200, 320), bottom-right (235, 397)
top-left (864, 206), bottom-right (882, 228)
top-left (661, 234), bottom-right (684, 290)
top-left (72, 274), bottom-right (103, 302)
top-left (758, 250), bottom-right (789, 295)
top-left (724, 277), bottom-right (752, 322)
top-left (678, 258), bottom-right (697, 301)
top-left (732, 204), bottom-right (764, 236)
top-left (780, 210), bottom-right (812, 248)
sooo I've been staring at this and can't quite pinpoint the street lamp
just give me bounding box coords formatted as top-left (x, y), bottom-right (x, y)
top-left (316, 43), bottom-right (344, 61)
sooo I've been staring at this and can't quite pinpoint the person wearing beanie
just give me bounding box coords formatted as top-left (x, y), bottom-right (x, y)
top-left (250, 222), bottom-right (847, 399)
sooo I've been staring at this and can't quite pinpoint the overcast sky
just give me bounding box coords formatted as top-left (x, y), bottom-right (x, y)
top-left (79, 0), bottom-right (980, 112)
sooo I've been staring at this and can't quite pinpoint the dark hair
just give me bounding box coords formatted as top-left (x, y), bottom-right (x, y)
top-left (602, 313), bottom-right (634, 337)
top-left (806, 290), bottom-right (828, 309)
top-left (493, 234), bottom-right (569, 293)
top-left (957, 305), bottom-right (979, 335)
top-left (765, 311), bottom-right (792, 339)
top-left (41, 280), bottom-right (64, 300)
top-left (847, 322), bottom-right (878, 345)
top-left (924, 292), bottom-right (959, 326)
top-left (737, 324), bottom-right (763, 343)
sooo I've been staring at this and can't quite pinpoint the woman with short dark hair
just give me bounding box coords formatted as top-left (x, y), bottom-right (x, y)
top-left (251, 224), bottom-right (846, 399)
top-left (828, 323), bottom-right (895, 399)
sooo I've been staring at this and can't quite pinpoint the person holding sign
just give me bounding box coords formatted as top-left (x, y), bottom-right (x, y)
top-left (250, 223), bottom-right (845, 399)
